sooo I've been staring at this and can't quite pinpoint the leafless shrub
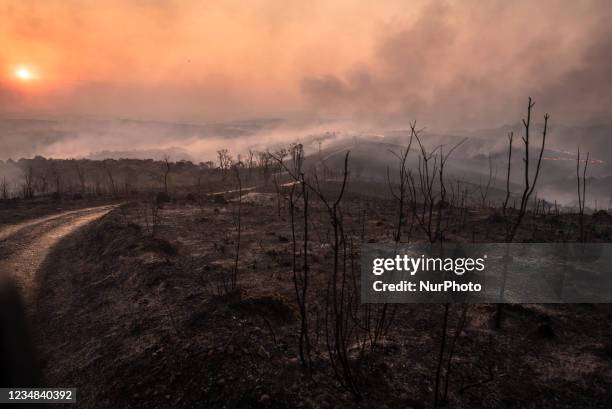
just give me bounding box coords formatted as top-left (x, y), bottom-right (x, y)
top-left (139, 196), bottom-right (161, 236)
top-left (246, 149), bottom-right (256, 181)
top-left (433, 303), bottom-right (450, 409)
top-left (502, 131), bottom-right (514, 215)
top-left (497, 97), bottom-right (549, 329)
top-left (102, 160), bottom-right (117, 197)
top-left (256, 151), bottom-right (272, 186)
top-left (230, 164), bottom-right (242, 291)
top-left (74, 160), bottom-right (86, 194)
top-left (272, 147), bottom-right (289, 217)
top-left (440, 305), bottom-right (469, 405)
top-left (1, 177), bottom-right (8, 201)
top-left (273, 143), bottom-right (313, 369)
top-left (478, 154), bottom-right (497, 208)
top-left (279, 149), bottom-right (365, 398)
top-left (314, 153), bottom-right (364, 400)
top-left (162, 155), bottom-right (172, 196)
top-left (407, 127), bottom-right (466, 243)
top-left (505, 97), bottom-right (549, 242)
top-left (576, 147), bottom-right (589, 242)
top-left (387, 122), bottom-right (415, 242)
top-left (22, 166), bottom-right (34, 199)
top-left (396, 128), bottom-right (467, 408)
top-left (217, 149), bottom-right (233, 180)
top-left (50, 163), bottom-right (63, 197)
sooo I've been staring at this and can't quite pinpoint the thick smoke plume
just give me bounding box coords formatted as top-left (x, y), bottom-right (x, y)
top-left (301, 0), bottom-right (612, 130)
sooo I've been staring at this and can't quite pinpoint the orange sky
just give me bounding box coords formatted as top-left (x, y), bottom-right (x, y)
top-left (0, 0), bottom-right (421, 118)
top-left (1, 0), bottom-right (611, 127)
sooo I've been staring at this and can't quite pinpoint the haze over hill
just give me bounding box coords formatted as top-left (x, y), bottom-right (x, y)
top-left (1, 113), bottom-right (611, 207)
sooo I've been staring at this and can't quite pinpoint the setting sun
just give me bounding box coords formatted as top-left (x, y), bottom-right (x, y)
top-left (14, 66), bottom-right (36, 81)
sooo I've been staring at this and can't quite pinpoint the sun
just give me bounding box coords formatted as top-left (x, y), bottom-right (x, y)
top-left (14, 66), bottom-right (37, 81)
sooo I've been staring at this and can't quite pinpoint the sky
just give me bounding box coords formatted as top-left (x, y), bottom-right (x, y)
top-left (1, 0), bottom-right (612, 129)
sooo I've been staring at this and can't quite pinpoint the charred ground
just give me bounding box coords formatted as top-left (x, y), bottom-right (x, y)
top-left (15, 185), bottom-right (611, 409)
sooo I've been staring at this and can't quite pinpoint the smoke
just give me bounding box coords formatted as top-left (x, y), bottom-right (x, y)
top-left (4, 0), bottom-right (612, 130)
top-left (301, 0), bottom-right (612, 130)
top-left (0, 115), bottom-right (355, 162)
top-left (2, 0), bottom-right (612, 163)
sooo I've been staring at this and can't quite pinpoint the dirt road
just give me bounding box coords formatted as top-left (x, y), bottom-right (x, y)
top-left (0, 205), bottom-right (117, 301)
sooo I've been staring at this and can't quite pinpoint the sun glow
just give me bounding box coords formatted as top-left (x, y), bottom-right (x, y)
top-left (14, 66), bottom-right (37, 81)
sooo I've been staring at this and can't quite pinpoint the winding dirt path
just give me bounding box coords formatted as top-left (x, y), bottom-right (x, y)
top-left (0, 205), bottom-right (117, 301)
